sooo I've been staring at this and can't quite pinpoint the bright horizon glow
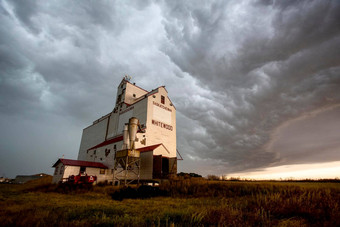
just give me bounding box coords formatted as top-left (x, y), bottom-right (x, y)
top-left (226, 161), bottom-right (340, 180)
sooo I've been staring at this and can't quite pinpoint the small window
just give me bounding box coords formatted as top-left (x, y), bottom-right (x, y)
top-left (122, 88), bottom-right (126, 94)
top-left (93, 150), bottom-right (96, 155)
top-left (100, 158), bottom-right (103, 161)
top-left (133, 94), bottom-right (136, 97)
top-left (80, 166), bottom-right (86, 174)
top-left (114, 145), bottom-right (117, 151)
top-left (117, 94), bottom-right (122, 103)
top-left (161, 95), bottom-right (165, 104)
top-left (100, 169), bottom-right (105, 174)
top-left (120, 103), bottom-right (123, 108)
top-left (121, 84), bottom-right (124, 88)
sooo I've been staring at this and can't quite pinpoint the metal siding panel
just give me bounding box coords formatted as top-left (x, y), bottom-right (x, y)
top-left (169, 158), bottom-right (177, 176)
top-left (140, 151), bottom-right (153, 179)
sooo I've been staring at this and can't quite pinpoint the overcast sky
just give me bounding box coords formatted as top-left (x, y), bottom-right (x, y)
top-left (1, 0), bottom-right (340, 178)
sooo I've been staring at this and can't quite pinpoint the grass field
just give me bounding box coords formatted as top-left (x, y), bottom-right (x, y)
top-left (0, 176), bottom-right (339, 226)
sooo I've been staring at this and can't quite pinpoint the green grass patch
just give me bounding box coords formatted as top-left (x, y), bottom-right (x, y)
top-left (1, 178), bottom-right (339, 226)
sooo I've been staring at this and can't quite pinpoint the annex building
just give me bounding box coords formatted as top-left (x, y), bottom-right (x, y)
top-left (52, 77), bottom-right (177, 184)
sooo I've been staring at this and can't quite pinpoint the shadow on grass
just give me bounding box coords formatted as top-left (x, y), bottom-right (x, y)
top-left (110, 185), bottom-right (168, 200)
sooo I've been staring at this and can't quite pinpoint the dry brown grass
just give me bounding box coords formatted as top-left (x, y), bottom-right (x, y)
top-left (0, 177), bottom-right (339, 226)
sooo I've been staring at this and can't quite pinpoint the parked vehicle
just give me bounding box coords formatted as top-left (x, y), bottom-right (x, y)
top-left (65, 174), bottom-right (97, 184)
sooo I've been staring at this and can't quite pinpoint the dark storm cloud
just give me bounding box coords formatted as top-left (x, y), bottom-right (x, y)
top-left (0, 0), bottom-right (339, 177)
top-left (159, 0), bottom-right (340, 172)
top-left (0, 0), bottom-right (166, 177)
top-left (0, 0), bottom-right (136, 120)
top-left (267, 105), bottom-right (340, 165)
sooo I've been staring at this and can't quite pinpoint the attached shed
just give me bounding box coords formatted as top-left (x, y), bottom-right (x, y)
top-left (52, 159), bottom-right (110, 184)
top-left (137, 144), bottom-right (177, 180)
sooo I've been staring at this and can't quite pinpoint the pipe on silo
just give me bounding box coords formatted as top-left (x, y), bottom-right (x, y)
top-left (122, 124), bottom-right (129, 150)
top-left (128, 117), bottom-right (139, 150)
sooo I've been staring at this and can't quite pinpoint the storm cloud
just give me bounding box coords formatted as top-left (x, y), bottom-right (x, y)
top-left (1, 0), bottom-right (339, 177)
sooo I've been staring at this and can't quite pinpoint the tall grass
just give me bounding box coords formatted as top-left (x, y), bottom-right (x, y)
top-left (0, 177), bottom-right (339, 226)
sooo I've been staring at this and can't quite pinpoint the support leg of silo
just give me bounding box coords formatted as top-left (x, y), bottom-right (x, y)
top-left (124, 155), bottom-right (128, 186)
top-left (137, 158), bottom-right (141, 186)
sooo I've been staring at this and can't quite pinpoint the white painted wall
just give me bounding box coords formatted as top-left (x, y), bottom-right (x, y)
top-left (124, 82), bottom-right (148, 104)
top-left (106, 113), bottom-right (119, 139)
top-left (117, 109), bottom-right (133, 134)
top-left (87, 143), bottom-right (118, 168)
top-left (63, 166), bottom-right (80, 180)
top-left (85, 167), bottom-right (112, 183)
top-left (52, 162), bottom-right (63, 183)
top-left (78, 117), bottom-right (109, 160)
top-left (52, 163), bottom-right (80, 184)
top-left (52, 164), bottom-right (112, 184)
top-left (146, 87), bottom-right (177, 157)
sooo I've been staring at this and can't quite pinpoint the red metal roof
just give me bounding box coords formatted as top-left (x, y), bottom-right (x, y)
top-left (52, 159), bottom-right (108, 168)
top-left (87, 135), bottom-right (124, 151)
top-left (137, 144), bottom-right (162, 153)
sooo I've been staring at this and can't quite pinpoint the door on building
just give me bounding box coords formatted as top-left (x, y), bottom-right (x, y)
top-left (162, 157), bottom-right (169, 178)
top-left (80, 166), bottom-right (86, 175)
top-left (153, 155), bottom-right (162, 179)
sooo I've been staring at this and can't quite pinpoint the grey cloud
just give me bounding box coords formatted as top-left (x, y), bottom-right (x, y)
top-left (269, 106), bottom-right (340, 165)
top-left (0, 0), bottom-right (339, 177)
top-left (0, 0), bottom-right (171, 177)
top-left (160, 0), bottom-right (340, 172)
top-left (10, 0), bottom-right (39, 32)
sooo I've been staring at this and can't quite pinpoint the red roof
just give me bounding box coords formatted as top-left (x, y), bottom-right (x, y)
top-left (137, 144), bottom-right (162, 153)
top-left (87, 135), bottom-right (124, 151)
top-left (52, 159), bottom-right (108, 169)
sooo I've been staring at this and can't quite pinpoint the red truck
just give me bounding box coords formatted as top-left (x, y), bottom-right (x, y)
top-left (66, 174), bottom-right (97, 184)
